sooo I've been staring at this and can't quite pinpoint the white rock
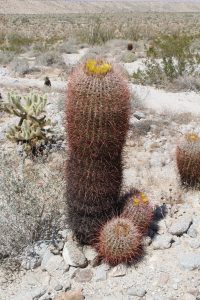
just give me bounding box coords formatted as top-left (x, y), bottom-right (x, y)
top-left (179, 252), bottom-right (200, 270)
top-left (41, 252), bottom-right (68, 275)
top-left (152, 234), bottom-right (173, 250)
top-left (83, 246), bottom-right (98, 263)
top-left (21, 255), bottom-right (41, 270)
top-left (31, 287), bottom-right (47, 300)
top-left (108, 264), bottom-right (127, 277)
top-left (62, 241), bottom-right (87, 267)
top-left (94, 264), bottom-right (109, 282)
top-left (168, 215), bottom-right (192, 236)
top-left (188, 238), bottom-right (200, 249)
top-left (127, 286), bottom-right (146, 297)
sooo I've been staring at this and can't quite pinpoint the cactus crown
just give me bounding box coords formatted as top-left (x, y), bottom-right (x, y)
top-left (133, 192), bottom-right (149, 206)
top-left (85, 59), bottom-right (112, 75)
top-left (114, 220), bottom-right (130, 237)
top-left (185, 133), bottom-right (200, 142)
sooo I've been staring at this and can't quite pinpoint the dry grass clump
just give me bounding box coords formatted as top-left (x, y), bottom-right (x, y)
top-left (58, 38), bottom-right (79, 54)
top-left (0, 51), bottom-right (14, 65)
top-left (0, 152), bottom-right (66, 263)
top-left (168, 75), bottom-right (200, 92)
top-left (120, 51), bottom-right (136, 63)
top-left (9, 58), bottom-right (30, 75)
top-left (76, 16), bottom-right (116, 45)
top-left (35, 51), bottom-right (65, 68)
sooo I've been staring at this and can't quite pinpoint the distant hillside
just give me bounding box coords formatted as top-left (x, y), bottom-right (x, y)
top-left (1, 0), bottom-right (200, 14)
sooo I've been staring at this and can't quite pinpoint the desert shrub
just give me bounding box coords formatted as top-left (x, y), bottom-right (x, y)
top-left (123, 23), bottom-right (141, 41)
top-left (59, 38), bottom-right (79, 54)
top-left (133, 59), bottom-right (168, 86)
top-left (1, 34), bottom-right (34, 53)
top-left (120, 51), bottom-right (136, 63)
top-left (104, 39), bottom-right (130, 49)
top-left (35, 51), bottom-right (65, 67)
top-left (169, 75), bottom-right (200, 92)
top-left (0, 51), bottom-right (14, 65)
top-left (76, 16), bottom-right (116, 45)
top-left (132, 34), bottom-right (200, 88)
top-left (0, 153), bottom-right (65, 261)
top-left (9, 58), bottom-right (30, 75)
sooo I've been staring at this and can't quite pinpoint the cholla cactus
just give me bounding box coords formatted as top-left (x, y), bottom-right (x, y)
top-left (7, 120), bottom-right (45, 141)
top-left (4, 92), bottom-right (48, 124)
top-left (176, 132), bottom-right (200, 187)
top-left (1, 92), bottom-right (51, 155)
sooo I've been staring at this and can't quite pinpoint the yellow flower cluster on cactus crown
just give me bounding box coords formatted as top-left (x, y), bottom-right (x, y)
top-left (185, 133), bottom-right (200, 142)
top-left (141, 192), bottom-right (149, 203)
top-left (85, 59), bottom-right (112, 75)
top-left (133, 192), bottom-right (149, 206)
top-left (133, 197), bottom-right (140, 206)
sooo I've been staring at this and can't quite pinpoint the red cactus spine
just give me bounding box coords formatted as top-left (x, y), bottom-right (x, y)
top-left (66, 59), bottom-right (131, 244)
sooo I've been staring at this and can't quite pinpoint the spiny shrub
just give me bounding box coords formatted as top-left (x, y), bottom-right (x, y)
top-left (96, 217), bottom-right (142, 265)
top-left (66, 58), bottom-right (131, 244)
top-left (176, 133), bottom-right (200, 187)
top-left (121, 189), bottom-right (154, 234)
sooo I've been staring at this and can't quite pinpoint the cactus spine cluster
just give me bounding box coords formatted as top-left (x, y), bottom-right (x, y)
top-left (66, 59), bottom-right (131, 244)
top-left (1, 92), bottom-right (51, 154)
top-left (96, 217), bottom-right (142, 265)
top-left (176, 133), bottom-right (200, 187)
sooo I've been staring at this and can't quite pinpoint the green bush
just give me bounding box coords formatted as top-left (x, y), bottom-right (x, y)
top-left (133, 34), bottom-right (200, 86)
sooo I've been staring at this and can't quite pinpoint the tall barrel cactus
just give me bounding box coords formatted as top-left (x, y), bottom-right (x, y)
top-left (66, 59), bottom-right (131, 244)
top-left (176, 133), bottom-right (200, 187)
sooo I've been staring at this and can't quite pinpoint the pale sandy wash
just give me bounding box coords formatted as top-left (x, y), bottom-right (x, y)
top-left (1, 0), bottom-right (200, 14)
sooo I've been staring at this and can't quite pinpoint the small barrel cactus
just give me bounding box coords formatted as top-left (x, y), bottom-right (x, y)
top-left (66, 58), bottom-right (131, 244)
top-left (96, 217), bottom-right (142, 265)
top-left (176, 133), bottom-right (200, 187)
top-left (121, 189), bottom-right (153, 234)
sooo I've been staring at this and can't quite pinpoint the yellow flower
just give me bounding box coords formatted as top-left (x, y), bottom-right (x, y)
top-left (133, 197), bottom-right (140, 206)
top-left (85, 59), bottom-right (112, 75)
top-left (141, 192), bottom-right (149, 203)
top-left (185, 133), bottom-right (200, 142)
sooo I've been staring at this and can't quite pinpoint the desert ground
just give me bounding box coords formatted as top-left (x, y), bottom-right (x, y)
top-left (1, 11), bottom-right (200, 300)
top-left (1, 0), bottom-right (200, 14)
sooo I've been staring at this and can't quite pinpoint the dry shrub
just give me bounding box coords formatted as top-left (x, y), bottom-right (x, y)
top-left (9, 58), bottom-right (30, 75)
top-left (169, 75), bottom-right (200, 92)
top-left (0, 51), bottom-right (14, 65)
top-left (59, 38), bottom-right (79, 54)
top-left (35, 51), bottom-right (65, 67)
top-left (0, 151), bottom-right (66, 262)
